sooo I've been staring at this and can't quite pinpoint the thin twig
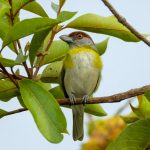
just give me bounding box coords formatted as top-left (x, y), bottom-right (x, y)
top-left (101, 0), bottom-right (150, 47)
top-left (6, 108), bottom-right (27, 116)
top-left (0, 63), bottom-right (18, 87)
top-left (4, 84), bottom-right (150, 117)
top-left (22, 61), bottom-right (32, 78)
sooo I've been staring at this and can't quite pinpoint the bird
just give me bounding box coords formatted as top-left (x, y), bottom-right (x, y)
top-left (59, 31), bottom-right (103, 141)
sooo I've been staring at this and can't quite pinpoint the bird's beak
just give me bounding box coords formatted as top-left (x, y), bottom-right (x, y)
top-left (59, 35), bottom-right (73, 43)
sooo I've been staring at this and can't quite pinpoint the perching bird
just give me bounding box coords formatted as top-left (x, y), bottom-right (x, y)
top-left (60, 31), bottom-right (103, 141)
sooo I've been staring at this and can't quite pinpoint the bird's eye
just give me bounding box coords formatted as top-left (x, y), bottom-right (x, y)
top-left (77, 34), bottom-right (83, 39)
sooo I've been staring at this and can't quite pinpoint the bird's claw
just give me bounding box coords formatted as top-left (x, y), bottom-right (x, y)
top-left (69, 94), bottom-right (76, 105)
top-left (82, 95), bottom-right (89, 105)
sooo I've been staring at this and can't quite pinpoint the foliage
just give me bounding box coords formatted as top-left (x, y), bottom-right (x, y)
top-left (0, 0), bottom-right (149, 147)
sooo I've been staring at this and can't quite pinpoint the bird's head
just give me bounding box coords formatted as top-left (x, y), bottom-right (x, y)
top-left (60, 31), bottom-right (97, 50)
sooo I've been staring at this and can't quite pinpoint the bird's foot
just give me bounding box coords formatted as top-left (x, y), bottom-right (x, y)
top-left (69, 94), bottom-right (76, 105)
top-left (82, 95), bottom-right (89, 105)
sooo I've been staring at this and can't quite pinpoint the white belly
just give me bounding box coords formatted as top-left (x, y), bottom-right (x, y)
top-left (64, 52), bottom-right (101, 97)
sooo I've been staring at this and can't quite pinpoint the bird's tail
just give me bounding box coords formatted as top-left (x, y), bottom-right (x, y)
top-left (72, 104), bottom-right (84, 141)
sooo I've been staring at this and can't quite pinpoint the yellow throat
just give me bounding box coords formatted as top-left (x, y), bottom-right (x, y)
top-left (64, 47), bottom-right (103, 69)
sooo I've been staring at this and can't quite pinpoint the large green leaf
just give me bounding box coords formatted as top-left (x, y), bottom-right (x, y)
top-left (67, 13), bottom-right (148, 42)
top-left (29, 28), bottom-right (51, 66)
top-left (23, 1), bottom-right (48, 17)
top-left (107, 118), bottom-right (150, 150)
top-left (19, 79), bottom-right (67, 143)
top-left (0, 1), bottom-right (10, 18)
top-left (41, 61), bottom-right (63, 83)
top-left (3, 17), bottom-right (59, 47)
top-left (0, 109), bottom-right (8, 119)
top-left (130, 95), bottom-right (150, 118)
top-left (42, 40), bottom-right (69, 65)
top-left (50, 86), bottom-right (107, 116)
top-left (0, 79), bottom-right (19, 101)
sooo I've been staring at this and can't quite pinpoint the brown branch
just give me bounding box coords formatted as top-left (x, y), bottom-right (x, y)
top-left (101, 0), bottom-right (150, 47)
top-left (22, 61), bottom-right (32, 78)
top-left (4, 84), bottom-right (150, 117)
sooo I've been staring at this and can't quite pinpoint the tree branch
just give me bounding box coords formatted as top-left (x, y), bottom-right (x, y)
top-left (5, 84), bottom-right (150, 117)
top-left (101, 0), bottom-right (150, 47)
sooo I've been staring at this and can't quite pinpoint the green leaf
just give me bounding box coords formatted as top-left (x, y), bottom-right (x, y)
top-left (0, 15), bottom-right (17, 52)
top-left (50, 86), bottom-right (65, 99)
top-left (0, 1), bottom-right (10, 18)
top-left (29, 28), bottom-right (51, 66)
top-left (59, 0), bottom-right (65, 8)
top-left (84, 104), bottom-right (107, 116)
top-left (36, 81), bottom-right (51, 91)
top-left (145, 90), bottom-right (150, 102)
top-left (50, 86), bottom-right (107, 116)
top-left (0, 57), bottom-right (18, 67)
top-left (19, 79), bottom-right (67, 143)
top-left (12, 0), bottom-right (31, 15)
top-left (0, 15), bottom-right (10, 40)
top-left (107, 118), bottom-right (150, 150)
top-left (41, 61), bottom-right (63, 83)
top-left (0, 79), bottom-right (19, 101)
top-left (42, 40), bottom-right (69, 65)
top-left (58, 11), bottom-right (77, 22)
top-left (130, 95), bottom-right (150, 118)
top-left (67, 13), bottom-right (148, 42)
top-left (0, 109), bottom-right (8, 119)
top-left (51, 2), bottom-right (59, 13)
top-left (3, 17), bottom-right (59, 47)
top-left (23, 1), bottom-right (48, 17)
top-left (121, 112), bottom-right (139, 124)
top-left (96, 38), bottom-right (109, 55)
